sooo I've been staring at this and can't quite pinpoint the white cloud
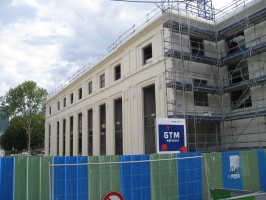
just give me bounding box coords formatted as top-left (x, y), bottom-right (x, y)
top-left (0, 0), bottom-right (241, 96)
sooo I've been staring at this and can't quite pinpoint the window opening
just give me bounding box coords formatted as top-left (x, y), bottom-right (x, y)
top-left (114, 64), bottom-right (121, 81)
top-left (70, 116), bottom-right (73, 156)
top-left (100, 104), bottom-right (106, 155)
top-left (143, 44), bottom-right (152, 65)
top-left (193, 79), bottom-right (209, 107)
top-left (78, 113), bottom-right (82, 155)
top-left (100, 74), bottom-right (105, 88)
top-left (88, 81), bottom-right (92, 94)
top-left (88, 109), bottom-right (93, 156)
top-left (143, 85), bottom-right (156, 154)
top-left (114, 98), bottom-right (123, 155)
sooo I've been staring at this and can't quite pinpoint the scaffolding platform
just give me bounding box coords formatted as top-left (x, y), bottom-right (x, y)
top-left (169, 108), bottom-right (266, 122)
top-left (163, 19), bottom-right (215, 39)
top-left (166, 81), bottom-right (219, 94)
top-left (169, 114), bottom-right (222, 121)
top-left (165, 49), bottom-right (218, 65)
top-left (166, 73), bottom-right (266, 95)
top-left (221, 41), bottom-right (266, 64)
top-left (223, 75), bottom-right (266, 92)
top-left (225, 109), bottom-right (266, 121)
top-left (218, 7), bottom-right (266, 37)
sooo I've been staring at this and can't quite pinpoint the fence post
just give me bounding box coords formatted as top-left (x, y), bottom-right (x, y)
top-left (48, 161), bottom-right (52, 200)
top-left (203, 155), bottom-right (211, 200)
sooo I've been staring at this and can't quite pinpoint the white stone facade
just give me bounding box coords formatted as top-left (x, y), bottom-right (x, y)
top-left (45, 0), bottom-right (266, 156)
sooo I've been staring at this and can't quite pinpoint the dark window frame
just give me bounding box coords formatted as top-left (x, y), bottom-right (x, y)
top-left (193, 79), bottom-right (209, 107)
top-left (63, 97), bottom-right (66, 107)
top-left (100, 73), bottom-right (105, 88)
top-left (78, 87), bottom-right (82, 100)
top-left (88, 109), bottom-right (93, 156)
top-left (114, 64), bottom-right (121, 81)
top-left (63, 119), bottom-right (66, 156)
top-left (114, 98), bottom-right (123, 155)
top-left (78, 112), bottom-right (82, 155)
top-left (190, 37), bottom-right (204, 55)
top-left (88, 81), bottom-right (93, 94)
top-left (99, 104), bottom-right (106, 155)
top-left (70, 93), bottom-right (74, 104)
top-left (70, 116), bottom-right (73, 156)
top-left (143, 43), bottom-right (152, 65)
top-left (57, 121), bottom-right (60, 155)
top-left (143, 84), bottom-right (156, 154)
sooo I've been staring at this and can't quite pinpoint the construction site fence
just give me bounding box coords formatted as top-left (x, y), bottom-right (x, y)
top-left (0, 150), bottom-right (265, 200)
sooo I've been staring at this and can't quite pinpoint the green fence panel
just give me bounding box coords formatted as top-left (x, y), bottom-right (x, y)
top-left (204, 152), bottom-right (223, 189)
top-left (40, 157), bottom-right (52, 200)
top-left (240, 151), bottom-right (260, 192)
top-left (150, 154), bottom-right (178, 200)
top-left (14, 157), bottom-right (28, 200)
top-left (89, 156), bottom-right (120, 200)
top-left (211, 189), bottom-right (232, 200)
top-left (28, 157), bottom-right (41, 200)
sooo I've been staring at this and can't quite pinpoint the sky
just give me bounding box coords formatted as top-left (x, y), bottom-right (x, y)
top-left (0, 0), bottom-right (233, 96)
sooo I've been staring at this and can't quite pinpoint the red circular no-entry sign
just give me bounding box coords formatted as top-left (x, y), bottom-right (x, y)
top-left (103, 191), bottom-right (124, 200)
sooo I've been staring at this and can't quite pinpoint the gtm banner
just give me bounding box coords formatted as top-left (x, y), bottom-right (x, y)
top-left (156, 118), bottom-right (187, 154)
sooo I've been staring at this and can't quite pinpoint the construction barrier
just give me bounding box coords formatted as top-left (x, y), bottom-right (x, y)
top-left (0, 150), bottom-right (265, 200)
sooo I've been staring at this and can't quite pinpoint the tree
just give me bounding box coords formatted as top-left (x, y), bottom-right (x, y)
top-left (0, 116), bottom-right (28, 151)
top-left (0, 81), bottom-right (48, 152)
top-left (0, 113), bottom-right (45, 151)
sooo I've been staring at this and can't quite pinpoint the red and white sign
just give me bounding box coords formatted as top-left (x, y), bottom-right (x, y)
top-left (103, 191), bottom-right (124, 200)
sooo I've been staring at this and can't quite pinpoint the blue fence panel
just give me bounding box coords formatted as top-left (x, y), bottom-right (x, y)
top-left (0, 157), bottom-right (14, 200)
top-left (77, 156), bottom-right (88, 200)
top-left (222, 152), bottom-right (242, 190)
top-left (257, 150), bottom-right (266, 191)
top-left (53, 156), bottom-right (66, 200)
top-left (177, 152), bottom-right (203, 200)
top-left (65, 156), bottom-right (78, 200)
top-left (0, 158), bottom-right (1, 199)
top-left (120, 155), bottom-right (151, 200)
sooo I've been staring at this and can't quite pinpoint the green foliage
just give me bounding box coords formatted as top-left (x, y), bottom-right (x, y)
top-left (0, 113), bottom-right (45, 151)
top-left (0, 81), bottom-right (48, 151)
top-left (0, 81), bottom-right (47, 118)
top-left (0, 116), bottom-right (27, 150)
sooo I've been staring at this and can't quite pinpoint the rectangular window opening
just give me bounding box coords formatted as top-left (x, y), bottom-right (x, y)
top-left (143, 85), bottom-right (156, 154)
top-left (78, 113), bottom-right (82, 155)
top-left (63, 119), bottom-right (66, 156)
top-left (226, 31), bottom-right (245, 54)
top-left (100, 74), bottom-right (105, 88)
top-left (114, 64), bottom-right (121, 81)
top-left (70, 93), bottom-right (74, 104)
top-left (191, 37), bottom-right (204, 55)
top-left (228, 61), bottom-right (249, 84)
top-left (63, 97), bottom-right (66, 107)
top-left (70, 116), bottom-right (73, 156)
top-left (48, 124), bottom-right (51, 155)
top-left (88, 109), bottom-right (93, 156)
top-left (114, 98), bottom-right (123, 155)
top-left (57, 101), bottom-right (60, 111)
top-left (193, 79), bottom-right (209, 107)
top-left (100, 104), bottom-right (106, 155)
top-left (57, 121), bottom-right (60, 155)
top-left (143, 44), bottom-right (152, 65)
top-left (88, 81), bottom-right (93, 94)
top-left (78, 88), bottom-right (82, 100)
top-left (231, 88), bottom-right (252, 110)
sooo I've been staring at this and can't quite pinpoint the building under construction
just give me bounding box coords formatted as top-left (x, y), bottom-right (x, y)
top-left (45, 0), bottom-right (266, 156)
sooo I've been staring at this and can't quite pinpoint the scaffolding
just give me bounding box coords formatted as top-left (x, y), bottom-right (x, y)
top-left (163, 0), bottom-right (266, 152)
